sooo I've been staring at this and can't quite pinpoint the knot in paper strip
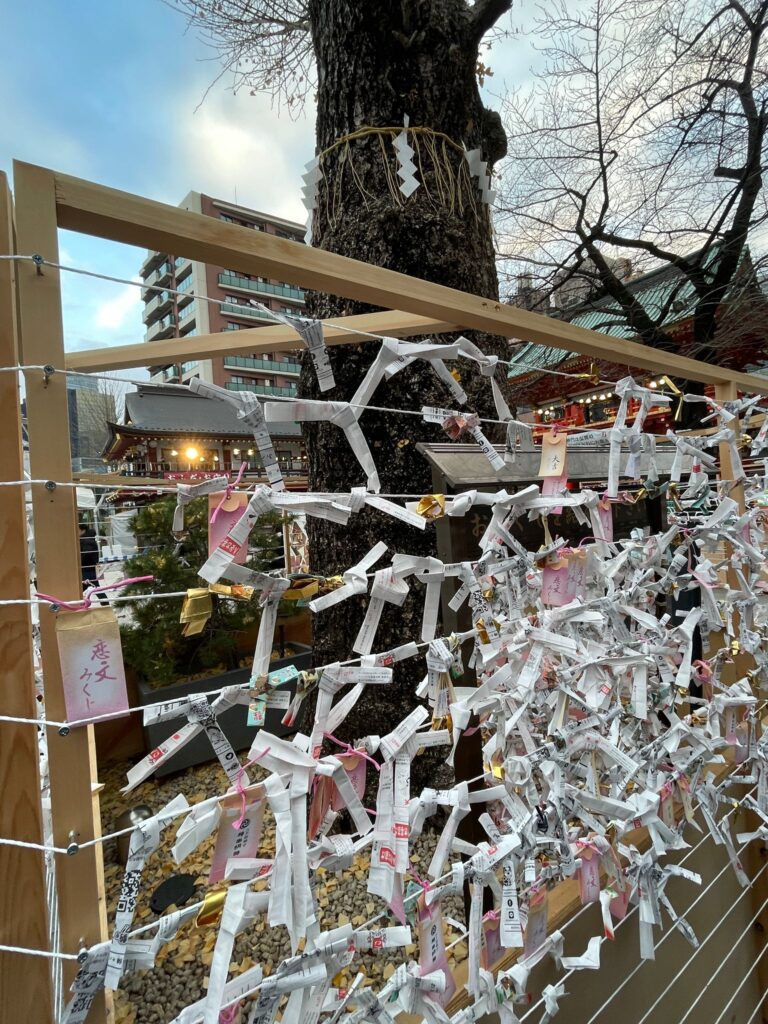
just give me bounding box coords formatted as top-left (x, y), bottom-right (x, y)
top-left (415, 493), bottom-right (446, 520)
top-left (188, 377), bottom-right (285, 491)
top-left (309, 541), bottom-right (387, 614)
top-left (442, 412), bottom-right (479, 440)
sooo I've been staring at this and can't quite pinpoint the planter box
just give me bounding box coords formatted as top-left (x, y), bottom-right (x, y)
top-left (136, 643), bottom-right (312, 777)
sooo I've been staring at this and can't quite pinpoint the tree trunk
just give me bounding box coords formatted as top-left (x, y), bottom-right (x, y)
top-left (299, 0), bottom-right (508, 783)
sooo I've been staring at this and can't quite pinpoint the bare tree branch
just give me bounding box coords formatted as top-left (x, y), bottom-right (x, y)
top-left (164, 0), bottom-right (314, 109)
top-left (496, 0), bottom-right (768, 374)
top-left (470, 0), bottom-right (513, 40)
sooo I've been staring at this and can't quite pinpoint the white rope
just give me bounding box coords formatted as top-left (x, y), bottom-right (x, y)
top-left (0, 772), bottom-right (739, 971)
top-left (638, 863), bottom-right (768, 1024)
top-left (581, 855), bottom-right (738, 1023)
top-left (0, 623), bottom-right (476, 728)
top-left (0, 942), bottom-right (79, 961)
top-left (211, 778), bottom-right (764, 1020)
top-left (0, 590), bottom-right (189, 607)
top-left (676, 876), bottom-right (768, 1024)
top-left (745, 985), bottom-right (768, 1024)
top-left (0, 732), bottom-right (540, 859)
top-left (712, 935), bottom-right (768, 1024)
top-left (522, 783), bottom-right (757, 1023)
top-left (1, 252), bottom-right (620, 387)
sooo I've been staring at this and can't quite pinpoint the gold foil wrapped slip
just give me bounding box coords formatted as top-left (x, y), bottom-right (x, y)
top-left (194, 888), bottom-right (227, 929)
top-left (282, 575), bottom-right (321, 602)
top-left (415, 494), bottom-right (446, 520)
top-left (179, 588), bottom-right (212, 637)
top-left (208, 582), bottom-right (254, 601)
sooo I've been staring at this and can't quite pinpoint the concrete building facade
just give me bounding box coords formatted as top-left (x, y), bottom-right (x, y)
top-left (139, 192), bottom-right (305, 398)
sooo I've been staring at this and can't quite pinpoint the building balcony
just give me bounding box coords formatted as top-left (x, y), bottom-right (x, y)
top-left (149, 367), bottom-right (180, 384)
top-left (176, 272), bottom-right (194, 305)
top-left (220, 302), bottom-right (276, 322)
top-left (140, 249), bottom-right (165, 279)
top-left (178, 303), bottom-right (196, 325)
top-left (225, 382), bottom-right (298, 397)
top-left (142, 289), bottom-right (173, 325)
top-left (223, 355), bottom-right (302, 375)
top-left (156, 261), bottom-right (174, 283)
top-left (218, 273), bottom-right (305, 304)
top-left (144, 313), bottom-right (177, 343)
top-left (141, 261), bottom-right (174, 300)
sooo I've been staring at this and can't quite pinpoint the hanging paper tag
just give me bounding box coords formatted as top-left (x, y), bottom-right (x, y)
top-left (55, 607), bottom-right (129, 724)
top-left (481, 914), bottom-right (502, 970)
top-left (541, 557), bottom-right (570, 608)
top-left (596, 499), bottom-right (614, 542)
top-left (500, 859), bottom-right (524, 948)
top-left (331, 754), bottom-right (367, 812)
top-left (209, 799), bottom-right (265, 883)
top-left (208, 491), bottom-right (249, 564)
top-left (417, 895), bottom-right (457, 1008)
top-left (542, 472), bottom-right (568, 515)
top-left (565, 549), bottom-right (587, 601)
top-left (538, 431), bottom-right (567, 478)
top-left (523, 890), bottom-right (548, 957)
top-left (578, 848), bottom-right (601, 904)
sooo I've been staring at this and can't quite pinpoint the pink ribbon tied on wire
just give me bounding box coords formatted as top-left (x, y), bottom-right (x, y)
top-left (409, 867), bottom-right (432, 894)
top-left (323, 731), bottom-right (381, 772)
top-left (441, 413), bottom-right (479, 441)
top-left (692, 659), bottom-right (714, 683)
top-left (231, 746), bottom-right (271, 831)
top-left (36, 575), bottom-right (155, 612)
top-left (210, 461), bottom-right (249, 525)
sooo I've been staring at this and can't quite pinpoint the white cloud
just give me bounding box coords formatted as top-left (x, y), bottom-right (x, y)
top-left (169, 86), bottom-right (315, 222)
top-left (93, 282), bottom-right (142, 331)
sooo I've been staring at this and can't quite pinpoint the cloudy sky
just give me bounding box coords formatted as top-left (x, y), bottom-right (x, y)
top-left (0, 1), bottom-right (537, 356)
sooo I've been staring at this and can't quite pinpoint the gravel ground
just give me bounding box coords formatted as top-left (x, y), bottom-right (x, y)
top-left (99, 755), bottom-right (467, 1024)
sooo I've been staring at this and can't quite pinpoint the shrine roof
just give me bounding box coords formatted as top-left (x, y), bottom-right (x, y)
top-left (508, 243), bottom-right (757, 382)
top-left (119, 385), bottom-right (301, 438)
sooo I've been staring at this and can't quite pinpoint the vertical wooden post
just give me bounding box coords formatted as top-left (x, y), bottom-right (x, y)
top-left (13, 162), bottom-right (109, 1015)
top-left (0, 174), bottom-right (55, 1020)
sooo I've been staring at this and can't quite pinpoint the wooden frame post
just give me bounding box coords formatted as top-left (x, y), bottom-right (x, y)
top-left (13, 162), bottom-right (110, 1016)
top-left (0, 173), bottom-right (55, 1020)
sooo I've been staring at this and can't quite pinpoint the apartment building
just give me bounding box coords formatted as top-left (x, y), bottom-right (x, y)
top-left (138, 193), bottom-right (307, 476)
top-left (139, 192), bottom-right (305, 396)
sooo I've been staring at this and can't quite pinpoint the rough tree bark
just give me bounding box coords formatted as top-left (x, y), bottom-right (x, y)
top-left (299, 0), bottom-right (510, 780)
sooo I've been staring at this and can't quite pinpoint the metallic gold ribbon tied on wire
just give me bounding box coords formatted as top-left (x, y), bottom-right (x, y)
top-left (179, 588), bottom-right (213, 637)
top-left (208, 582), bottom-right (255, 602)
top-left (281, 576), bottom-right (321, 603)
top-left (415, 494), bottom-right (446, 520)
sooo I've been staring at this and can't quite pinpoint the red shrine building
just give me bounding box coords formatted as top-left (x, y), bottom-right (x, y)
top-left (507, 247), bottom-right (768, 432)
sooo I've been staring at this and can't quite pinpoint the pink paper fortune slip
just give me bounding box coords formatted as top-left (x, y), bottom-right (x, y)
top-left (55, 607), bottom-right (129, 723)
top-left (208, 491), bottom-right (249, 565)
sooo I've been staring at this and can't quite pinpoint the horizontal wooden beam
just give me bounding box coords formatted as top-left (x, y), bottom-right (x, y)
top-left (39, 162), bottom-right (768, 392)
top-left (64, 310), bottom-right (458, 373)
